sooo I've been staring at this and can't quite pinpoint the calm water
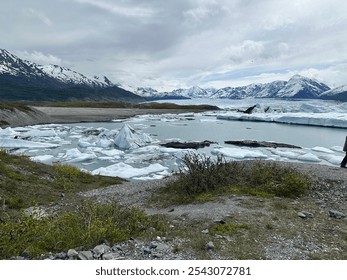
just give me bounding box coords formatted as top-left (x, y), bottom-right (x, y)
top-left (13, 98), bottom-right (347, 178)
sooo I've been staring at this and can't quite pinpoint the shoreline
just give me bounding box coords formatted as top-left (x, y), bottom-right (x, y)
top-left (33, 106), bottom-right (206, 124)
top-left (0, 106), bottom-right (214, 128)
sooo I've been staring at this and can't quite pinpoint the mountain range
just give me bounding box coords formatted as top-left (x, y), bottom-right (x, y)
top-left (1, 48), bottom-right (347, 102)
top-left (134, 76), bottom-right (347, 101)
top-left (0, 49), bottom-right (143, 102)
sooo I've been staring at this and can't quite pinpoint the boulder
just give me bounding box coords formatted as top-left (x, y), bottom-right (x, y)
top-left (160, 140), bottom-right (215, 149)
top-left (237, 105), bottom-right (257, 114)
top-left (225, 140), bottom-right (301, 149)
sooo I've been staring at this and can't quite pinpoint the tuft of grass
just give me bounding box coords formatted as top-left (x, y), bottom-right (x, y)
top-left (0, 200), bottom-right (168, 259)
top-left (0, 150), bottom-right (125, 218)
top-left (0, 103), bottom-right (34, 112)
top-left (150, 154), bottom-right (311, 207)
top-left (209, 221), bottom-right (250, 236)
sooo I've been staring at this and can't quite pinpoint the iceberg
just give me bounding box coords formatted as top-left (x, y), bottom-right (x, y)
top-left (0, 138), bottom-right (60, 149)
top-left (0, 127), bottom-right (17, 136)
top-left (30, 155), bottom-right (55, 163)
top-left (114, 124), bottom-right (152, 149)
top-left (62, 148), bottom-right (97, 163)
top-left (212, 147), bottom-right (267, 159)
top-left (92, 162), bottom-right (168, 179)
top-left (297, 153), bottom-right (321, 162)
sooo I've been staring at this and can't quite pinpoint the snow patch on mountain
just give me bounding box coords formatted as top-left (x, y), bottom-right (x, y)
top-left (38, 64), bottom-right (113, 88)
top-left (276, 75), bottom-right (330, 98)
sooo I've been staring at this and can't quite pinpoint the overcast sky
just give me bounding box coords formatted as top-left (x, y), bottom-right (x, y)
top-left (1, 0), bottom-right (347, 91)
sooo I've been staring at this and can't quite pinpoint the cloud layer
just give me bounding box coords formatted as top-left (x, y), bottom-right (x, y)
top-left (1, 0), bottom-right (347, 90)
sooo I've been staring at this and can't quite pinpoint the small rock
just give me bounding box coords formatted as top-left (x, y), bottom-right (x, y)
top-left (302, 211), bottom-right (314, 218)
top-left (78, 251), bottom-right (94, 260)
top-left (201, 229), bottom-right (209, 234)
top-left (155, 243), bottom-right (170, 252)
top-left (93, 244), bottom-right (111, 258)
top-left (298, 212), bottom-right (307, 218)
top-left (143, 247), bottom-right (152, 255)
top-left (207, 241), bottom-right (215, 250)
top-left (329, 210), bottom-right (346, 219)
top-left (298, 211), bottom-right (313, 218)
top-left (152, 253), bottom-right (163, 259)
top-left (54, 252), bottom-right (67, 260)
top-left (102, 252), bottom-right (122, 260)
top-left (67, 249), bottom-right (79, 259)
top-left (21, 250), bottom-right (30, 259)
top-left (214, 219), bottom-right (226, 224)
top-left (112, 245), bottom-right (122, 252)
top-left (168, 208), bottom-right (175, 212)
top-left (149, 242), bottom-right (158, 249)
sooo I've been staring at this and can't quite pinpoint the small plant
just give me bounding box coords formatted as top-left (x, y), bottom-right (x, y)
top-left (209, 221), bottom-right (250, 236)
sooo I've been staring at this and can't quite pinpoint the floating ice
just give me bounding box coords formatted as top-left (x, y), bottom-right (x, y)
top-left (0, 138), bottom-right (60, 149)
top-left (319, 154), bottom-right (343, 165)
top-left (0, 127), bottom-right (17, 136)
top-left (62, 148), bottom-right (97, 163)
top-left (270, 149), bottom-right (301, 159)
top-left (30, 155), bottom-right (55, 163)
top-left (22, 129), bottom-right (57, 138)
top-left (92, 162), bottom-right (168, 179)
top-left (114, 124), bottom-right (152, 149)
top-left (217, 112), bottom-right (347, 128)
top-left (212, 147), bottom-right (267, 159)
top-left (297, 153), bottom-right (321, 162)
top-left (311, 146), bottom-right (335, 154)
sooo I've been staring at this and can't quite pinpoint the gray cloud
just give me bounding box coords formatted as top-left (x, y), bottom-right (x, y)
top-left (1, 0), bottom-right (347, 90)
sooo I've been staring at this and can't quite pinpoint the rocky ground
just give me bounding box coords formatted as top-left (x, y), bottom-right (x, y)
top-left (2, 107), bottom-right (346, 260)
top-left (30, 161), bottom-right (346, 260)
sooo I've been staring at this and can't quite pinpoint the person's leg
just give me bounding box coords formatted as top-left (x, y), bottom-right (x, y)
top-left (341, 153), bottom-right (347, 167)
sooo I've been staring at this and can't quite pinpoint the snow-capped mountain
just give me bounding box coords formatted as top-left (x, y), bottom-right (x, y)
top-left (0, 49), bottom-right (143, 102)
top-left (38, 64), bottom-right (113, 88)
top-left (276, 74), bottom-right (330, 98)
top-left (320, 85), bottom-right (347, 101)
top-left (0, 49), bottom-right (59, 87)
top-left (135, 75), bottom-right (335, 100)
top-left (210, 80), bottom-right (287, 99)
top-left (134, 87), bottom-right (161, 97)
top-left (171, 86), bottom-right (211, 98)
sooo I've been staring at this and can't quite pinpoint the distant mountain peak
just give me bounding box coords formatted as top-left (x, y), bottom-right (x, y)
top-left (0, 49), bottom-right (144, 102)
top-left (37, 64), bottom-right (112, 88)
top-left (277, 75), bottom-right (330, 98)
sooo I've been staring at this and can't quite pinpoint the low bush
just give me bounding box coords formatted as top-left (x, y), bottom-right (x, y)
top-left (151, 154), bottom-right (310, 206)
top-left (0, 200), bottom-right (168, 259)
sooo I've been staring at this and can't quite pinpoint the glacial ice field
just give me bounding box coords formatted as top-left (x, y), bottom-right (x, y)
top-left (1, 99), bottom-right (347, 180)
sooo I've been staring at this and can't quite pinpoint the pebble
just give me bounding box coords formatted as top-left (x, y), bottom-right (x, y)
top-left (67, 249), bottom-right (78, 259)
top-left (329, 210), bottom-right (346, 219)
top-left (298, 211), bottom-right (314, 218)
top-left (78, 251), bottom-right (93, 260)
top-left (102, 252), bottom-right (122, 260)
top-left (207, 241), bottom-right (215, 250)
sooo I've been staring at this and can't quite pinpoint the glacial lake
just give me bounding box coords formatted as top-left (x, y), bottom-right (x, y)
top-left (2, 98), bottom-right (347, 180)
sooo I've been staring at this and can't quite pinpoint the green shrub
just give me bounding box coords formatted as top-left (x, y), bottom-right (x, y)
top-left (0, 200), bottom-right (168, 259)
top-left (151, 156), bottom-right (310, 206)
top-left (209, 221), bottom-right (250, 236)
top-left (178, 153), bottom-right (245, 196)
